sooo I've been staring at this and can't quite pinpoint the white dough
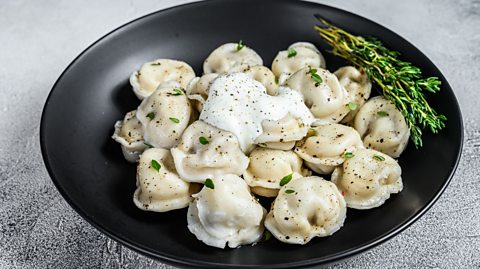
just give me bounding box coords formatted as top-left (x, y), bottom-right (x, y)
top-left (331, 148), bottom-right (403, 209)
top-left (133, 148), bottom-right (199, 212)
top-left (187, 174), bottom-right (266, 248)
top-left (112, 110), bottom-right (147, 162)
top-left (186, 73), bottom-right (219, 112)
top-left (130, 59), bottom-right (195, 100)
top-left (170, 120), bottom-right (249, 183)
top-left (354, 96), bottom-right (410, 158)
top-left (203, 43), bottom-right (263, 74)
top-left (264, 176), bottom-right (346, 244)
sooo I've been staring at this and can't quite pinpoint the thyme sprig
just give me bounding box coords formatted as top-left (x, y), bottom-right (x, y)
top-left (314, 16), bottom-right (446, 147)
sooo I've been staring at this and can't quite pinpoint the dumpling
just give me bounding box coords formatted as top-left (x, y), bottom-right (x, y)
top-left (285, 67), bottom-right (350, 124)
top-left (331, 148), bottom-right (402, 209)
top-left (354, 96), bottom-right (410, 158)
top-left (170, 120), bottom-right (249, 183)
top-left (136, 82), bottom-right (192, 149)
top-left (272, 42), bottom-right (326, 84)
top-left (254, 113), bottom-right (309, 150)
top-left (187, 174), bottom-right (266, 248)
top-left (130, 59), bottom-right (195, 99)
top-left (243, 147), bottom-right (309, 197)
top-left (133, 148), bottom-right (199, 212)
top-left (186, 73), bottom-right (219, 112)
top-left (112, 110), bottom-right (148, 162)
top-left (294, 124), bottom-right (364, 174)
top-left (264, 176), bottom-right (346, 244)
top-left (334, 66), bottom-right (372, 123)
top-left (229, 65), bottom-right (277, 96)
top-left (203, 42), bottom-right (263, 74)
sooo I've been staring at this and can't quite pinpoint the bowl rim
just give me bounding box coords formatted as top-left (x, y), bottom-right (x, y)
top-left (40, 0), bottom-right (464, 268)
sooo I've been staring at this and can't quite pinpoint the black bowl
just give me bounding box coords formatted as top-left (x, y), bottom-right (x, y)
top-left (40, 0), bottom-right (463, 268)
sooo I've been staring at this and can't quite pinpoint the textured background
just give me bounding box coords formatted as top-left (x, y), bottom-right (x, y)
top-left (0, 0), bottom-right (479, 268)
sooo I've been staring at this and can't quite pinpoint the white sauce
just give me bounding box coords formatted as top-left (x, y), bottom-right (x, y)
top-left (199, 73), bottom-right (315, 152)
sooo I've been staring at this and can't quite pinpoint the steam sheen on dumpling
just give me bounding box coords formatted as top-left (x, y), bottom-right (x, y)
top-left (136, 82), bottom-right (192, 149)
top-left (203, 43), bottom-right (263, 74)
top-left (334, 66), bottom-right (372, 123)
top-left (133, 148), bottom-right (199, 212)
top-left (331, 148), bottom-right (403, 209)
top-left (354, 96), bottom-right (410, 158)
top-left (130, 59), bottom-right (195, 99)
top-left (170, 120), bottom-right (249, 183)
top-left (264, 176), bottom-right (346, 244)
top-left (187, 174), bottom-right (266, 248)
top-left (112, 110), bottom-right (147, 162)
top-left (285, 67), bottom-right (350, 124)
top-left (243, 147), bottom-right (309, 197)
top-left (295, 123), bottom-right (364, 174)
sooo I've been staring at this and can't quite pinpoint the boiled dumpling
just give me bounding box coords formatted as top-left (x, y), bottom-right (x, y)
top-left (229, 65), bottom-right (277, 95)
top-left (334, 66), bottom-right (372, 123)
top-left (285, 67), bottom-right (350, 124)
top-left (203, 42), bottom-right (263, 74)
top-left (170, 120), bottom-right (249, 183)
top-left (112, 110), bottom-right (148, 162)
top-left (243, 147), bottom-right (310, 197)
top-left (136, 82), bottom-right (192, 149)
top-left (264, 176), bottom-right (346, 244)
top-left (354, 96), bottom-right (410, 158)
top-left (133, 148), bottom-right (199, 212)
top-left (272, 42), bottom-right (326, 84)
top-left (295, 124), bottom-right (364, 174)
top-left (331, 148), bottom-right (402, 209)
top-left (187, 174), bottom-right (266, 248)
top-left (130, 59), bottom-right (195, 99)
top-left (254, 113), bottom-right (309, 150)
top-left (186, 73), bottom-right (219, 112)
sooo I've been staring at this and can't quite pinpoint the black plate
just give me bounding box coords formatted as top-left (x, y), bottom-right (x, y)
top-left (40, 0), bottom-right (463, 268)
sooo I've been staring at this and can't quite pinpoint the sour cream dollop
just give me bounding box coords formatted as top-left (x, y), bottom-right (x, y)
top-left (199, 73), bottom-right (315, 152)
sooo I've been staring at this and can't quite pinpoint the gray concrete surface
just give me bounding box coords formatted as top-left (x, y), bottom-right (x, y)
top-left (0, 0), bottom-right (479, 268)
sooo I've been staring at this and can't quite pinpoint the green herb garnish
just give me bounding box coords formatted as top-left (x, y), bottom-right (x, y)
top-left (307, 66), bottom-right (323, 86)
top-left (171, 88), bottom-right (183, 96)
top-left (285, 189), bottom-right (295, 194)
top-left (262, 230), bottom-right (272, 241)
top-left (373, 154), bottom-right (385, 161)
top-left (151, 160), bottom-right (161, 172)
top-left (377, 111), bottom-right (389, 117)
top-left (146, 112), bottom-right (155, 120)
top-left (204, 178), bottom-right (215, 189)
top-left (150, 62), bottom-right (161, 66)
top-left (314, 16), bottom-right (446, 148)
top-left (199, 136), bottom-right (209, 145)
top-left (236, 40), bottom-right (245, 51)
top-left (169, 117), bottom-right (180, 123)
top-left (346, 102), bottom-right (357, 110)
top-left (144, 142), bottom-right (154, 148)
top-left (274, 76), bottom-right (279, 85)
top-left (287, 47), bottom-right (297, 58)
top-left (343, 152), bottom-right (354, 159)
top-left (279, 173), bottom-right (293, 186)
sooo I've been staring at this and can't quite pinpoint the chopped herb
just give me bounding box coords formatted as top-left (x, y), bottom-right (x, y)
top-left (171, 88), bottom-right (183, 96)
top-left (262, 230), bottom-right (272, 241)
top-left (199, 136), bottom-right (209, 145)
top-left (307, 128), bottom-right (318, 137)
top-left (236, 40), bottom-right (245, 51)
top-left (343, 152), bottom-right (354, 159)
top-left (287, 47), bottom-right (297, 58)
top-left (346, 102), bottom-right (357, 110)
top-left (169, 117), bottom-right (180, 123)
top-left (274, 76), bottom-right (279, 85)
top-left (150, 62), bottom-right (161, 66)
top-left (151, 160), bottom-right (161, 172)
top-left (204, 178), bottom-right (215, 189)
top-left (143, 142), bottom-right (154, 148)
top-left (258, 143), bottom-right (268, 147)
top-left (373, 154), bottom-right (385, 161)
top-left (377, 111), bottom-right (389, 117)
top-left (146, 112), bottom-right (155, 120)
top-left (285, 189), bottom-right (295, 194)
top-left (279, 173), bottom-right (293, 186)
top-left (307, 66), bottom-right (323, 86)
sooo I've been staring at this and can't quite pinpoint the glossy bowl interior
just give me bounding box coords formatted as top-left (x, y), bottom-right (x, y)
top-left (40, 0), bottom-right (463, 268)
